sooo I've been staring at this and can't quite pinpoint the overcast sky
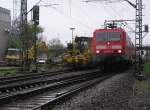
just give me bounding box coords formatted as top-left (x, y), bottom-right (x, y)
top-left (0, 0), bottom-right (150, 45)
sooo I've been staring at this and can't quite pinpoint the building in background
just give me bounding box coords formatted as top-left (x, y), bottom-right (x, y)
top-left (0, 6), bottom-right (11, 60)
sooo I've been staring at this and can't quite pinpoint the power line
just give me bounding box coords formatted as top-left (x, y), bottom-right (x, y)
top-left (27, 0), bottom-right (43, 14)
top-left (104, 3), bottom-right (135, 32)
top-left (69, 0), bottom-right (72, 16)
top-left (40, 2), bottom-right (93, 31)
top-left (72, 1), bottom-right (101, 28)
top-left (83, 0), bottom-right (124, 3)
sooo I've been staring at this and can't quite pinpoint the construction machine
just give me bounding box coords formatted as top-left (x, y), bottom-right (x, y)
top-left (62, 36), bottom-right (92, 69)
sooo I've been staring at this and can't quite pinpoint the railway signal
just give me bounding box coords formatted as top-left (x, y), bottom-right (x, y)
top-left (20, 0), bottom-right (58, 72)
top-left (33, 6), bottom-right (39, 25)
top-left (20, 0), bottom-right (41, 72)
top-left (144, 25), bottom-right (149, 33)
top-left (32, 6), bottom-right (40, 72)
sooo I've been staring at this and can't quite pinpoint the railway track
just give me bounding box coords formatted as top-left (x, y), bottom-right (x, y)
top-left (0, 69), bottom-right (99, 101)
top-left (0, 70), bottom-right (70, 95)
top-left (0, 69), bottom-right (112, 110)
top-left (0, 70), bottom-right (71, 84)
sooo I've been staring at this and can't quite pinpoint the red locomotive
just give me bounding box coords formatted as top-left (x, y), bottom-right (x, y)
top-left (91, 25), bottom-right (135, 69)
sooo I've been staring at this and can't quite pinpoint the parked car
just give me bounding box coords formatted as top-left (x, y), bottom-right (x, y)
top-left (37, 58), bottom-right (47, 64)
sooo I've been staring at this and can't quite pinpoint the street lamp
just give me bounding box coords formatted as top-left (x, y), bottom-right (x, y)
top-left (70, 27), bottom-right (75, 49)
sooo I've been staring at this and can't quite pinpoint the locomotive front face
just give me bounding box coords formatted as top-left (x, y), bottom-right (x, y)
top-left (91, 28), bottom-right (134, 68)
top-left (93, 30), bottom-right (124, 55)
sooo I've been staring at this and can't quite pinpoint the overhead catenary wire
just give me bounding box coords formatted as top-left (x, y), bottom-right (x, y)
top-left (105, 3), bottom-right (135, 42)
top-left (83, 0), bottom-right (135, 36)
top-left (104, 3), bottom-right (135, 32)
top-left (69, 0), bottom-right (72, 16)
top-left (40, 1), bottom-right (93, 31)
top-left (32, 0), bottom-right (137, 38)
top-left (27, 0), bottom-right (43, 14)
top-left (83, 0), bottom-right (124, 3)
top-left (72, 1), bottom-right (103, 28)
top-left (84, 0), bottom-right (136, 43)
top-left (35, 0), bottom-right (134, 31)
top-left (52, 7), bottom-right (93, 30)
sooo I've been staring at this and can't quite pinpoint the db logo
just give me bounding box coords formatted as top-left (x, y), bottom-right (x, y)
top-left (106, 45), bottom-right (111, 49)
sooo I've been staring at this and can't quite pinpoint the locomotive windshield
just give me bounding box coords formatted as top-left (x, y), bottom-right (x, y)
top-left (96, 32), bottom-right (108, 41)
top-left (96, 32), bottom-right (121, 41)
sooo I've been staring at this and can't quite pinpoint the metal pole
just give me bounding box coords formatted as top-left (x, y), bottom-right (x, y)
top-left (34, 23), bottom-right (38, 72)
top-left (21, 0), bottom-right (27, 71)
top-left (135, 0), bottom-right (144, 76)
top-left (70, 27), bottom-right (75, 49)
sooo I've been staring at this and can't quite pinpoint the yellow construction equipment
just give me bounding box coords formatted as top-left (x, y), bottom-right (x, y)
top-left (27, 41), bottom-right (48, 60)
top-left (5, 48), bottom-right (20, 66)
top-left (62, 36), bottom-right (92, 69)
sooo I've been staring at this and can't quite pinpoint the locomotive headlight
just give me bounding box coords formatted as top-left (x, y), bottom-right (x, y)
top-left (118, 50), bottom-right (122, 53)
top-left (96, 50), bottom-right (100, 54)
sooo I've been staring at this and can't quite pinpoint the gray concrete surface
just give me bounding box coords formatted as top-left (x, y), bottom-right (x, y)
top-left (0, 6), bottom-right (11, 60)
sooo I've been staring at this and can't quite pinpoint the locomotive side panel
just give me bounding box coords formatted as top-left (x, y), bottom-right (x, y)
top-left (124, 33), bottom-right (135, 63)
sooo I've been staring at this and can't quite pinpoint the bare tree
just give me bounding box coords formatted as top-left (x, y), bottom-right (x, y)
top-left (48, 37), bottom-right (64, 50)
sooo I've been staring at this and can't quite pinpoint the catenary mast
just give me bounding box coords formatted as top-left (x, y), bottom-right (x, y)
top-left (21, 0), bottom-right (28, 70)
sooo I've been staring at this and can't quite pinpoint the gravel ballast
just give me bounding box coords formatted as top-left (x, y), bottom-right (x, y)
top-left (53, 70), bottom-right (135, 110)
top-left (128, 75), bottom-right (150, 110)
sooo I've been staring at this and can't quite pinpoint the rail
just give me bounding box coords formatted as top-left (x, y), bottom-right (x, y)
top-left (0, 69), bottom-right (112, 110)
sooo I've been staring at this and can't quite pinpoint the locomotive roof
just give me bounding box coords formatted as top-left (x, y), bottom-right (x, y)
top-left (94, 28), bottom-right (125, 33)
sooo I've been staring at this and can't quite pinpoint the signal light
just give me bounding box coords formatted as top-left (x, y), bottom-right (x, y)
top-left (144, 25), bottom-right (149, 32)
top-left (118, 50), bottom-right (122, 53)
top-left (96, 50), bottom-right (100, 54)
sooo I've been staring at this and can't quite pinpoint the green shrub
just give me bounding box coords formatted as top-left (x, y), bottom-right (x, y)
top-left (144, 63), bottom-right (150, 75)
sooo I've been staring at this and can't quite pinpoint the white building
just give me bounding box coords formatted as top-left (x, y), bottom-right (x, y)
top-left (0, 7), bottom-right (11, 60)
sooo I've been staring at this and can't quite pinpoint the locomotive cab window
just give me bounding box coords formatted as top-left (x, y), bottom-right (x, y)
top-left (95, 32), bottom-right (121, 42)
top-left (96, 32), bottom-right (108, 41)
top-left (109, 32), bottom-right (121, 41)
